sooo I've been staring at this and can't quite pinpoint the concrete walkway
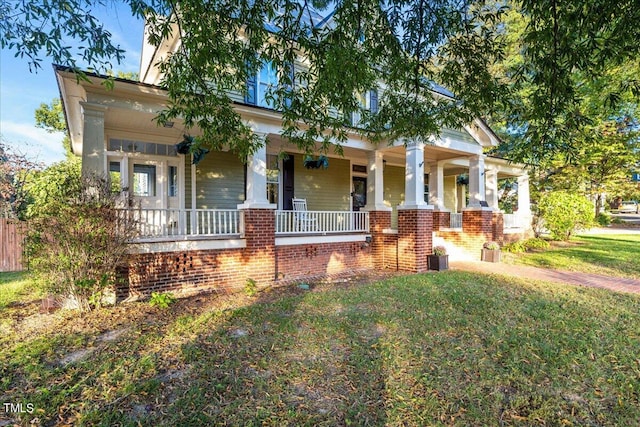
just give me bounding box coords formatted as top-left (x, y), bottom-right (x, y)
top-left (450, 261), bottom-right (640, 295)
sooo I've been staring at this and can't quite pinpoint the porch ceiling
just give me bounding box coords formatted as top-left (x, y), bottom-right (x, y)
top-left (264, 134), bottom-right (476, 169)
top-left (104, 108), bottom-right (186, 143)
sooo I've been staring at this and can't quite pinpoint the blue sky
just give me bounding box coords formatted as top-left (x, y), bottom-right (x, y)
top-left (0, 4), bottom-right (144, 165)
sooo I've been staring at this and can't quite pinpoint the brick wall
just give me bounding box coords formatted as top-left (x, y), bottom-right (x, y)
top-left (275, 241), bottom-right (373, 282)
top-left (242, 209), bottom-right (276, 283)
top-left (368, 210), bottom-right (391, 269)
top-left (119, 248), bottom-right (247, 300)
top-left (432, 211), bottom-right (450, 231)
top-left (381, 234), bottom-right (399, 270)
top-left (397, 209), bottom-right (433, 272)
top-left (435, 210), bottom-right (506, 260)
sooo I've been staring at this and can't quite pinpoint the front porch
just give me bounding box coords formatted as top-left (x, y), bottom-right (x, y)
top-left (115, 135), bottom-right (532, 298)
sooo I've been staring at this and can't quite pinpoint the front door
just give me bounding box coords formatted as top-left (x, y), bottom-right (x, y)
top-left (352, 177), bottom-right (367, 211)
top-left (130, 160), bottom-right (163, 209)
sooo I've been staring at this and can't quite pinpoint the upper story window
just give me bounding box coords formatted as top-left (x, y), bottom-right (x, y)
top-left (246, 61), bottom-right (293, 109)
top-left (348, 89), bottom-right (379, 127)
top-left (359, 89), bottom-right (378, 114)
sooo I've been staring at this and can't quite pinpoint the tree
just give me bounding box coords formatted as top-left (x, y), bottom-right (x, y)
top-left (3, 0), bottom-right (640, 161)
top-left (34, 98), bottom-right (74, 158)
top-left (544, 121), bottom-right (639, 217)
top-left (0, 140), bottom-right (42, 218)
top-left (537, 191), bottom-right (594, 241)
top-left (28, 172), bottom-right (139, 311)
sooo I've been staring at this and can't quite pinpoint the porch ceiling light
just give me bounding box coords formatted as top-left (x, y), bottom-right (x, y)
top-left (163, 121), bottom-right (175, 128)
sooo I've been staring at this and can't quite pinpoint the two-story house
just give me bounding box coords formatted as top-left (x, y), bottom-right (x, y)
top-left (55, 9), bottom-right (532, 299)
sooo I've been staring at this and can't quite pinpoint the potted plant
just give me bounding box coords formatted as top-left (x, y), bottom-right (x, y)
top-left (428, 245), bottom-right (449, 271)
top-left (481, 241), bottom-right (501, 262)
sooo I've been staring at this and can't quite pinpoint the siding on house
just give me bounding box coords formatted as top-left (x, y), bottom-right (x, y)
top-left (443, 175), bottom-right (457, 212)
top-left (184, 155), bottom-right (192, 209)
top-left (294, 156), bottom-right (351, 211)
top-left (195, 151), bottom-right (245, 209)
top-left (383, 165), bottom-right (405, 229)
top-left (440, 128), bottom-right (476, 145)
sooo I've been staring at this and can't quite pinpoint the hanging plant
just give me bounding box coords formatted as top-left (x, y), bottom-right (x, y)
top-left (303, 155), bottom-right (329, 169)
top-left (457, 174), bottom-right (469, 185)
top-left (175, 134), bottom-right (193, 154)
top-left (175, 135), bottom-right (210, 165)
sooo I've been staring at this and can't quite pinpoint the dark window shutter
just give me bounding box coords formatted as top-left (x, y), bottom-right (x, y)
top-left (245, 70), bottom-right (257, 105)
top-left (369, 89), bottom-right (378, 113)
top-left (284, 61), bottom-right (294, 108)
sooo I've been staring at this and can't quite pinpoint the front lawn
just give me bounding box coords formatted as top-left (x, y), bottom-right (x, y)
top-left (1, 271), bottom-right (639, 426)
top-left (0, 271), bottom-right (38, 310)
top-left (507, 234), bottom-right (640, 279)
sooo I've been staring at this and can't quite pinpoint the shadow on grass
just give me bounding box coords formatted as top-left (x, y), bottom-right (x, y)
top-left (2, 272), bottom-right (640, 425)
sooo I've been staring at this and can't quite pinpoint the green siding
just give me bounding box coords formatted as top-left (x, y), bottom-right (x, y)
top-left (195, 151), bottom-right (245, 209)
top-left (383, 165), bottom-right (405, 229)
top-left (443, 176), bottom-right (457, 212)
top-left (184, 155), bottom-right (192, 209)
top-left (440, 127), bottom-right (477, 145)
top-left (294, 156), bottom-right (350, 211)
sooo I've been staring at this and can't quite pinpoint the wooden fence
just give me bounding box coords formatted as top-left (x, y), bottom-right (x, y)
top-left (0, 218), bottom-right (26, 272)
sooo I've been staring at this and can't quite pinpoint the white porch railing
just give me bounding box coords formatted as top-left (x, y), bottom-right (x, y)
top-left (450, 213), bottom-right (463, 229)
top-left (119, 209), bottom-right (241, 239)
top-left (275, 210), bottom-right (369, 235)
top-left (503, 213), bottom-right (521, 229)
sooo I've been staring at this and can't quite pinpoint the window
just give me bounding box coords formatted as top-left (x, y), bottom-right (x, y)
top-left (109, 161), bottom-right (122, 193)
top-left (133, 164), bottom-right (156, 197)
top-left (108, 139), bottom-right (176, 156)
top-left (266, 154), bottom-right (279, 205)
top-left (424, 174), bottom-right (429, 203)
top-left (246, 61), bottom-right (294, 109)
top-left (348, 89), bottom-right (379, 127)
top-left (258, 62), bottom-right (278, 108)
top-left (168, 166), bottom-right (178, 197)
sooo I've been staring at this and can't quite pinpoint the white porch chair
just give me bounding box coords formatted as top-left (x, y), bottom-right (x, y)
top-left (292, 198), bottom-right (317, 232)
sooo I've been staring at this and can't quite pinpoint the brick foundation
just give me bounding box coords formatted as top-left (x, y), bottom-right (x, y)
top-left (432, 211), bottom-right (450, 231)
top-left (434, 209), bottom-right (506, 260)
top-left (275, 241), bottom-right (373, 282)
top-left (397, 209), bottom-right (433, 272)
top-left (368, 210), bottom-right (392, 270)
top-left (242, 209), bottom-right (276, 283)
top-left (117, 207), bottom-right (519, 300)
top-left (118, 248), bottom-right (248, 300)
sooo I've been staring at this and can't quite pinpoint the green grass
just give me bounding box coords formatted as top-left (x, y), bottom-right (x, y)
top-left (0, 271), bottom-right (37, 310)
top-left (1, 272), bottom-right (639, 426)
top-left (507, 234), bottom-right (640, 279)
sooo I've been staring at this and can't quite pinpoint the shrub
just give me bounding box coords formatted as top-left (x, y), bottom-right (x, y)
top-left (28, 172), bottom-right (138, 311)
top-left (502, 241), bottom-right (527, 253)
top-left (244, 278), bottom-right (258, 297)
top-left (483, 241), bottom-right (500, 250)
top-left (537, 191), bottom-right (594, 240)
top-left (595, 213), bottom-right (611, 226)
top-left (433, 246), bottom-right (447, 256)
top-left (503, 238), bottom-right (550, 253)
top-left (149, 292), bottom-right (176, 309)
top-left (523, 237), bottom-right (550, 250)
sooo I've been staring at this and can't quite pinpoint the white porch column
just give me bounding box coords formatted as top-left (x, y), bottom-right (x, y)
top-left (485, 167), bottom-right (499, 210)
top-left (80, 102), bottom-right (107, 177)
top-left (468, 154), bottom-right (486, 208)
top-left (400, 141), bottom-right (431, 209)
top-left (237, 134), bottom-right (275, 209)
top-left (427, 161), bottom-right (447, 211)
top-left (457, 183), bottom-right (466, 212)
top-left (517, 173), bottom-right (532, 217)
top-left (364, 150), bottom-right (391, 211)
